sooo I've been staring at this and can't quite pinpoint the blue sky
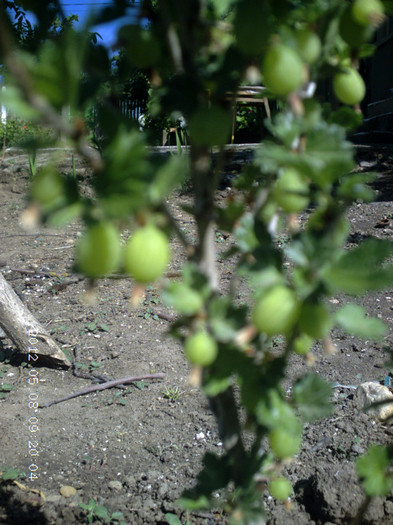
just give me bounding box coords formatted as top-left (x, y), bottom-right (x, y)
top-left (61, 1), bottom-right (140, 49)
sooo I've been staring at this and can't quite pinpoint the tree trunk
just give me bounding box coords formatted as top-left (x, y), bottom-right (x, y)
top-left (0, 272), bottom-right (71, 368)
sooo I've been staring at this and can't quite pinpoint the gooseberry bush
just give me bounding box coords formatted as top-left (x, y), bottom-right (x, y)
top-left (2, 0), bottom-right (393, 522)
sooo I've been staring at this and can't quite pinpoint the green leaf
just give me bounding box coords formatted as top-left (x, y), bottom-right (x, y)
top-left (322, 239), bottom-right (393, 295)
top-left (233, 213), bottom-right (259, 253)
top-left (208, 296), bottom-right (248, 343)
top-left (203, 376), bottom-right (232, 397)
top-left (165, 513), bottom-right (182, 525)
top-left (255, 389), bottom-right (298, 430)
top-left (329, 106), bottom-right (363, 131)
top-left (163, 282), bottom-right (203, 316)
top-left (337, 172), bottom-right (377, 202)
top-left (303, 123), bottom-right (354, 187)
top-left (292, 374), bottom-right (333, 422)
top-left (1, 468), bottom-right (25, 481)
top-left (0, 383), bottom-right (14, 392)
top-left (47, 202), bottom-right (83, 228)
top-left (357, 445), bottom-right (393, 497)
top-left (254, 122), bottom-right (354, 188)
top-left (93, 505), bottom-right (109, 520)
top-left (177, 494), bottom-right (210, 511)
top-left (210, 0), bottom-right (236, 17)
top-left (181, 263), bottom-right (211, 301)
top-left (335, 304), bottom-right (387, 340)
top-left (111, 511), bottom-right (124, 520)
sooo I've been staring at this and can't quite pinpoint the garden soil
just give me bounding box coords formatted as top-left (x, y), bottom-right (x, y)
top-left (1, 144), bottom-right (393, 525)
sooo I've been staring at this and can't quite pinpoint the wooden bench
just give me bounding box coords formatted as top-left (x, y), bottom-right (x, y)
top-left (161, 86), bottom-right (271, 145)
top-left (227, 85), bottom-right (271, 143)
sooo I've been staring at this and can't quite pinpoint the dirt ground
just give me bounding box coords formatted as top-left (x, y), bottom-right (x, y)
top-left (1, 144), bottom-right (393, 525)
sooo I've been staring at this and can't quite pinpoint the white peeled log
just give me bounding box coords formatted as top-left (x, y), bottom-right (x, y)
top-left (0, 271), bottom-right (71, 368)
top-left (354, 382), bottom-right (393, 422)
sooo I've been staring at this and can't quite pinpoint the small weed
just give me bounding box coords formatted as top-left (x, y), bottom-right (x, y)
top-left (107, 388), bottom-right (133, 406)
top-left (165, 512), bottom-right (191, 525)
top-left (50, 324), bottom-right (68, 335)
top-left (75, 361), bottom-right (102, 374)
top-left (79, 498), bottom-right (125, 524)
top-left (28, 150), bottom-right (37, 178)
top-left (162, 386), bottom-right (184, 402)
top-left (0, 383), bottom-right (15, 399)
top-left (82, 320), bottom-right (110, 334)
top-left (0, 467), bottom-right (27, 482)
top-left (140, 307), bottom-right (159, 320)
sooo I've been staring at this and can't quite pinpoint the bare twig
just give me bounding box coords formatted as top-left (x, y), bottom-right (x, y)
top-left (150, 309), bottom-right (176, 322)
top-left (38, 373), bottom-right (165, 408)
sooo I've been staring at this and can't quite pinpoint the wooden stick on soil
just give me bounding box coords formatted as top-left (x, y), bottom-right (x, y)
top-left (0, 272), bottom-right (71, 367)
top-left (38, 373), bottom-right (165, 408)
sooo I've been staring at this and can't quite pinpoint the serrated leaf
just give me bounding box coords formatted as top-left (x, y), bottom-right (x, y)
top-left (292, 374), bottom-right (333, 422)
top-left (356, 445), bottom-right (393, 497)
top-left (335, 304), bottom-right (387, 340)
top-left (323, 239), bottom-right (393, 295)
top-left (93, 505), bottom-right (109, 520)
top-left (254, 122), bottom-right (354, 187)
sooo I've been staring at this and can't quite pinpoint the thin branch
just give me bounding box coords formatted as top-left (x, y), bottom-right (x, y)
top-left (38, 372), bottom-right (165, 408)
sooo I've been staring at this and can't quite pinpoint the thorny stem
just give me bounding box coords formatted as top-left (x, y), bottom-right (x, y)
top-left (191, 142), bottom-right (247, 471)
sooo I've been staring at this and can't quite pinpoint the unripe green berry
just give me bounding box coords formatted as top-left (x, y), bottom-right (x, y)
top-left (262, 44), bottom-right (305, 96)
top-left (184, 330), bottom-right (218, 366)
top-left (333, 68), bottom-right (365, 105)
